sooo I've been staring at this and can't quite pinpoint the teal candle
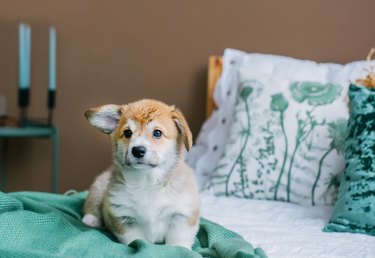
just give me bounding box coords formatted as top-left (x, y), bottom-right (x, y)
top-left (49, 27), bottom-right (56, 91)
top-left (25, 24), bottom-right (31, 88)
top-left (18, 23), bottom-right (30, 89)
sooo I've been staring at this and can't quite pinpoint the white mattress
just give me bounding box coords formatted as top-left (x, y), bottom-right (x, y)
top-left (200, 193), bottom-right (375, 258)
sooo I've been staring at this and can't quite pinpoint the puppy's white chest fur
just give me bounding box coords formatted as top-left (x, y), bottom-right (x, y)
top-left (108, 170), bottom-right (192, 243)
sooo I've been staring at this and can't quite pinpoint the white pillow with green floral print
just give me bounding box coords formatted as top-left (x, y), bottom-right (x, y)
top-left (207, 66), bottom-right (354, 205)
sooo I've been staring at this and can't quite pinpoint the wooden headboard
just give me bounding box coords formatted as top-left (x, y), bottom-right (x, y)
top-left (206, 56), bottom-right (223, 118)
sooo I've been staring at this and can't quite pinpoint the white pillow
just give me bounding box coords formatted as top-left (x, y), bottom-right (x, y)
top-left (205, 52), bottom-right (374, 205)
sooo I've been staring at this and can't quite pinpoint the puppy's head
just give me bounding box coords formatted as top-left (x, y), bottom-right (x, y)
top-left (85, 99), bottom-right (192, 170)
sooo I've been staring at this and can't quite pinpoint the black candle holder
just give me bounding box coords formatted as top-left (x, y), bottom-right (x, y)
top-left (18, 88), bottom-right (29, 126)
top-left (47, 89), bottom-right (56, 125)
top-left (17, 88), bottom-right (56, 127)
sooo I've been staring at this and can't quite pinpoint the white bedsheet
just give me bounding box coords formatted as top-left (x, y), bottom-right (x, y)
top-left (200, 193), bottom-right (375, 258)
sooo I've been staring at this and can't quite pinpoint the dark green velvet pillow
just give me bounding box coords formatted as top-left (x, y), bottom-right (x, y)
top-left (324, 83), bottom-right (375, 236)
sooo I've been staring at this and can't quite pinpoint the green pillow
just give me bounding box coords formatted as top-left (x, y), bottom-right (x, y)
top-left (324, 84), bottom-right (375, 236)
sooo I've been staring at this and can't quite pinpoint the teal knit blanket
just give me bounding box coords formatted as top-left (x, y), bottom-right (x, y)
top-left (0, 191), bottom-right (267, 258)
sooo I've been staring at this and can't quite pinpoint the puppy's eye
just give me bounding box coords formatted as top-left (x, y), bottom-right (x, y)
top-left (124, 129), bottom-right (133, 139)
top-left (152, 129), bottom-right (162, 139)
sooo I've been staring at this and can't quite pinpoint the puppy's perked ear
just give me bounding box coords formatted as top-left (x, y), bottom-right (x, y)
top-left (171, 107), bottom-right (193, 151)
top-left (85, 104), bottom-right (122, 134)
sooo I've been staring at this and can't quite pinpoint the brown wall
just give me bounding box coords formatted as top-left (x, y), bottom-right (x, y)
top-left (0, 0), bottom-right (374, 193)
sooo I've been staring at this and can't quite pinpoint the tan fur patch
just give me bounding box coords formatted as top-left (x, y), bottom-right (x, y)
top-left (102, 197), bottom-right (126, 235)
top-left (171, 108), bottom-right (193, 151)
top-left (83, 170), bottom-right (111, 219)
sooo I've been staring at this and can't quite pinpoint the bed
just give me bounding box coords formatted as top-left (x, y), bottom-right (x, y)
top-left (188, 49), bottom-right (375, 258)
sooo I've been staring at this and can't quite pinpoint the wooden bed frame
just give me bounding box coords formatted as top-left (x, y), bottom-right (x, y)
top-left (206, 56), bottom-right (222, 118)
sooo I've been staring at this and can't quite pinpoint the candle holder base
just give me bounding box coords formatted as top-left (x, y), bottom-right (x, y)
top-left (18, 108), bottom-right (55, 127)
top-left (19, 107), bottom-right (28, 127)
top-left (47, 108), bottom-right (54, 126)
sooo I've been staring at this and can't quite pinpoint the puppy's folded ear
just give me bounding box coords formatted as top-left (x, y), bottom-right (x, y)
top-left (171, 107), bottom-right (193, 151)
top-left (85, 104), bottom-right (122, 134)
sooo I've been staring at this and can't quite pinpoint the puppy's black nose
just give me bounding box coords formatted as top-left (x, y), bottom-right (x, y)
top-left (132, 146), bottom-right (147, 158)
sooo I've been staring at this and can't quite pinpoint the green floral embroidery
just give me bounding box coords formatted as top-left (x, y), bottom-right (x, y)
top-left (240, 86), bottom-right (253, 101)
top-left (286, 82), bottom-right (342, 202)
top-left (208, 80), bottom-right (264, 198)
top-left (290, 82), bottom-right (341, 106)
top-left (271, 93), bottom-right (289, 112)
top-left (286, 111), bottom-right (325, 202)
top-left (225, 85), bottom-right (253, 197)
top-left (311, 119), bottom-right (347, 205)
top-left (255, 122), bottom-right (277, 195)
top-left (328, 119), bottom-right (347, 152)
top-left (271, 93), bottom-right (289, 200)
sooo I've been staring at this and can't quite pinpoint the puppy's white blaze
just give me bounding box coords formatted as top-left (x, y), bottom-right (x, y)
top-left (127, 119), bottom-right (137, 132)
top-left (130, 136), bottom-right (151, 150)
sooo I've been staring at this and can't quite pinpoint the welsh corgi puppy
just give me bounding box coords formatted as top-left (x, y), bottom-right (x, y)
top-left (82, 99), bottom-right (200, 249)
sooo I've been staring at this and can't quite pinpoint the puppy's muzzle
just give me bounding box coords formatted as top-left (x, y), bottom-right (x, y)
top-left (132, 146), bottom-right (147, 158)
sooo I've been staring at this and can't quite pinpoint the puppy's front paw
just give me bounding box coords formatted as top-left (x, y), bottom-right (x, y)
top-left (82, 214), bottom-right (102, 228)
top-left (165, 220), bottom-right (199, 249)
